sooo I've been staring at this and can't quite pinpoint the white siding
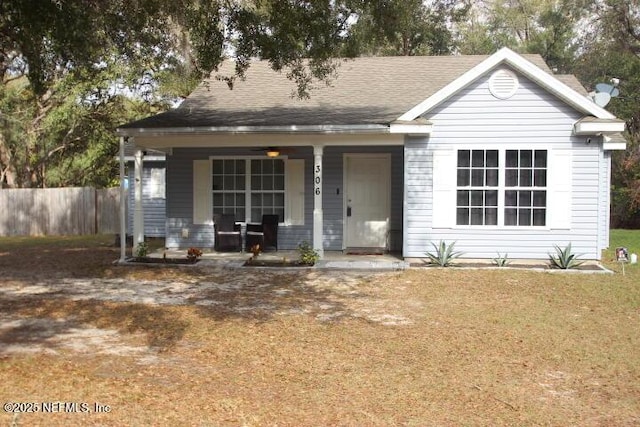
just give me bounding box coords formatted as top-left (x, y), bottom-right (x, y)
top-left (598, 150), bottom-right (612, 252)
top-left (404, 69), bottom-right (607, 260)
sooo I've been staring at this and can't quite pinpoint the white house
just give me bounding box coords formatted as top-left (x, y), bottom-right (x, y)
top-left (117, 48), bottom-right (626, 261)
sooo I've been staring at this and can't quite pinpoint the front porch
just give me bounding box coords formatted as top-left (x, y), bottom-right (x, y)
top-left (121, 142), bottom-right (406, 262)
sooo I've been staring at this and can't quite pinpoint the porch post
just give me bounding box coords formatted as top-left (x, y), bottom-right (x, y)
top-left (313, 145), bottom-right (324, 257)
top-left (133, 149), bottom-right (145, 253)
top-left (119, 137), bottom-right (127, 262)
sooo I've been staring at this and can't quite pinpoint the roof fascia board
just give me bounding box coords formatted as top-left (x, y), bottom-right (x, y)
top-left (389, 123), bottom-right (433, 135)
top-left (397, 47), bottom-right (616, 122)
top-left (502, 51), bottom-right (616, 119)
top-left (603, 142), bottom-right (627, 150)
top-left (602, 134), bottom-right (627, 150)
top-left (116, 124), bottom-right (390, 137)
top-left (131, 133), bottom-right (405, 150)
top-left (573, 119), bottom-right (626, 135)
top-left (123, 155), bottom-right (166, 161)
top-left (397, 50), bottom-right (508, 122)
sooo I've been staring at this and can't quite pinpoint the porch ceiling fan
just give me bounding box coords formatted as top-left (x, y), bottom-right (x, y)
top-left (251, 146), bottom-right (296, 157)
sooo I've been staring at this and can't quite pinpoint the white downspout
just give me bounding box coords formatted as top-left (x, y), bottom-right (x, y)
top-left (133, 149), bottom-right (145, 253)
top-left (313, 145), bottom-right (324, 258)
top-left (119, 137), bottom-right (127, 262)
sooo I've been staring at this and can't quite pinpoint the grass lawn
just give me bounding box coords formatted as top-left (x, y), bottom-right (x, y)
top-left (0, 232), bottom-right (639, 426)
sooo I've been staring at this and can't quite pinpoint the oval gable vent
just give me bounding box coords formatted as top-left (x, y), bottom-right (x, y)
top-left (489, 69), bottom-right (519, 99)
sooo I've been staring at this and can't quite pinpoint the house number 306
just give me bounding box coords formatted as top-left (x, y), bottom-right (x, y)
top-left (314, 165), bottom-right (321, 195)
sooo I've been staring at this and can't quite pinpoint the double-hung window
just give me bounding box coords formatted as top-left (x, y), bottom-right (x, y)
top-left (456, 150), bottom-right (499, 225)
top-left (454, 149), bottom-right (547, 227)
top-left (212, 159), bottom-right (246, 222)
top-left (212, 158), bottom-right (285, 223)
top-left (504, 150), bottom-right (547, 226)
top-left (250, 159), bottom-right (285, 222)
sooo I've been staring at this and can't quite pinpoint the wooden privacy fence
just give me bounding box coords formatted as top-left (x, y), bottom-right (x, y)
top-left (0, 187), bottom-right (122, 236)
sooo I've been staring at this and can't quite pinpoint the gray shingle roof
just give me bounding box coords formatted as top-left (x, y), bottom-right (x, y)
top-left (555, 74), bottom-right (588, 96)
top-left (119, 54), bottom-right (582, 130)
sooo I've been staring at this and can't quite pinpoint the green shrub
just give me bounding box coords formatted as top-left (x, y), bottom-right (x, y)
top-left (549, 243), bottom-right (584, 269)
top-left (135, 241), bottom-right (149, 258)
top-left (298, 241), bottom-right (320, 266)
top-left (493, 252), bottom-right (510, 267)
top-left (425, 240), bottom-right (463, 267)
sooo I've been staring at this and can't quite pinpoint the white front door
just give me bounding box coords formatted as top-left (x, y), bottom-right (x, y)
top-left (344, 154), bottom-right (391, 249)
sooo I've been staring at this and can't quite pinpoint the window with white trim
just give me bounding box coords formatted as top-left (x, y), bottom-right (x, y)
top-left (250, 159), bottom-right (285, 222)
top-left (456, 150), bottom-right (498, 225)
top-left (212, 158), bottom-right (285, 223)
top-left (212, 159), bottom-right (246, 222)
top-left (455, 149), bottom-right (547, 227)
top-left (148, 168), bottom-right (166, 199)
top-left (504, 149), bottom-right (547, 226)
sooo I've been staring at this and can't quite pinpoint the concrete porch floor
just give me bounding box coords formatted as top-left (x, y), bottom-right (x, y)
top-left (148, 247), bottom-right (409, 270)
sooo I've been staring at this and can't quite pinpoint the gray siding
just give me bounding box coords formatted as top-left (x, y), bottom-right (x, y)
top-left (127, 161), bottom-right (166, 238)
top-left (165, 145), bottom-right (403, 251)
top-left (166, 147), bottom-right (315, 249)
top-left (404, 68), bottom-right (607, 260)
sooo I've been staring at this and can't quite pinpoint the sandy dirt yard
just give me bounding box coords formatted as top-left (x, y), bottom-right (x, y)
top-left (0, 267), bottom-right (416, 358)
top-left (0, 236), bottom-right (639, 426)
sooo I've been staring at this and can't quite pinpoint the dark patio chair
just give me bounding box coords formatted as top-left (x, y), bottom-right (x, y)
top-left (262, 214), bottom-right (279, 251)
top-left (245, 214), bottom-right (279, 252)
top-left (245, 223), bottom-right (264, 252)
top-left (213, 213), bottom-right (242, 252)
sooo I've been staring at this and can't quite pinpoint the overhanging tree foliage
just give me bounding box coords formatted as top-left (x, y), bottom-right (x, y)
top-left (0, 0), bottom-right (363, 188)
top-left (0, 0), bottom-right (195, 188)
top-left (346, 0), bottom-right (470, 56)
top-left (1, 0), bottom-right (639, 230)
top-left (457, 0), bottom-right (590, 72)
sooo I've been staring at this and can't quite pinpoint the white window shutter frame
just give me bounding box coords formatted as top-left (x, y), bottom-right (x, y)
top-left (149, 168), bottom-right (166, 199)
top-left (548, 149), bottom-right (572, 229)
top-left (286, 159), bottom-right (305, 225)
top-left (193, 160), bottom-right (212, 225)
top-left (432, 149), bottom-right (456, 228)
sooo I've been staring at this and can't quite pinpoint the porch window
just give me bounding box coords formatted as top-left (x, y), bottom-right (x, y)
top-left (212, 158), bottom-right (285, 223)
top-left (212, 159), bottom-right (246, 222)
top-left (250, 159), bottom-right (285, 222)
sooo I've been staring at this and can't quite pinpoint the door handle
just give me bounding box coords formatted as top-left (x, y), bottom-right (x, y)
top-left (347, 206), bottom-right (352, 217)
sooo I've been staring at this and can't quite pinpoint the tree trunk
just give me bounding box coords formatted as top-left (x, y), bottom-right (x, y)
top-left (0, 133), bottom-right (18, 188)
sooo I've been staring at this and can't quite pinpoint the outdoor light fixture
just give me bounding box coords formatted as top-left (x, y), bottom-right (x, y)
top-left (266, 148), bottom-right (280, 157)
